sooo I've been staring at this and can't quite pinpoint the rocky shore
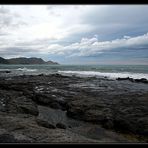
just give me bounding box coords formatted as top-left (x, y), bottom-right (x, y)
top-left (0, 73), bottom-right (148, 143)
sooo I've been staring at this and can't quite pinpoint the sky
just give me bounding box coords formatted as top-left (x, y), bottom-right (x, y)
top-left (0, 5), bottom-right (148, 65)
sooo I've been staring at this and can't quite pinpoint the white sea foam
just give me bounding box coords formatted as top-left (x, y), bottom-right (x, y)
top-left (58, 70), bottom-right (148, 80)
top-left (16, 67), bottom-right (37, 72)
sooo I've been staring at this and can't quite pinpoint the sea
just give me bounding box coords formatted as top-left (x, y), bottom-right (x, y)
top-left (0, 64), bottom-right (148, 80)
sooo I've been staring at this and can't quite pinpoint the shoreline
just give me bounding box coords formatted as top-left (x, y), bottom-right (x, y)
top-left (0, 66), bottom-right (148, 83)
top-left (0, 73), bottom-right (148, 143)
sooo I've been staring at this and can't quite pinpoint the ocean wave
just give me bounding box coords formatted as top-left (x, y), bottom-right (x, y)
top-left (16, 67), bottom-right (37, 72)
top-left (58, 70), bottom-right (148, 80)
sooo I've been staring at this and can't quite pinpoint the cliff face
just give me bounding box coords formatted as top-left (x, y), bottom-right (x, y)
top-left (0, 57), bottom-right (59, 65)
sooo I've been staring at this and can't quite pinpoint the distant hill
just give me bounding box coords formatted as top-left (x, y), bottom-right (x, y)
top-left (0, 57), bottom-right (59, 65)
top-left (0, 57), bottom-right (9, 64)
top-left (46, 60), bottom-right (59, 65)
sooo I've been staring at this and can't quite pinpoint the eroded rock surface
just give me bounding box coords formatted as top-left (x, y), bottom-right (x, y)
top-left (0, 74), bottom-right (147, 143)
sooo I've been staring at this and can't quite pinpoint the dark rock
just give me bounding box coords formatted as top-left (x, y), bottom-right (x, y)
top-left (116, 77), bottom-right (134, 82)
top-left (136, 117), bottom-right (148, 136)
top-left (116, 77), bottom-right (128, 80)
top-left (5, 71), bottom-right (11, 73)
top-left (135, 78), bottom-right (148, 83)
top-left (0, 70), bottom-right (11, 74)
top-left (56, 123), bottom-right (66, 129)
top-left (0, 134), bottom-right (19, 143)
top-left (66, 92), bottom-right (148, 138)
top-left (0, 133), bottom-right (31, 143)
top-left (0, 113), bottom-right (131, 143)
top-left (0, 90), bottom-right (38, 116)
top-left (67, 98), bottom-right (114, 129)
top-left (0, 74), bottom-right (148, 142)
top-left (33, 92), bottom-right (67, 110)
top-left (14, 96), bottom-right (38, 116)
top-left (38, 74), bottom-right (44, 76)
top-left (36, 118), bottom-right (56, 129)
top-left (117, 77), bottom-right (148, 83)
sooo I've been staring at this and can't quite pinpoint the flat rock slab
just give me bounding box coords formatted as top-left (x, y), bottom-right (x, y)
top-left (37, 105), bottom-right (67, 129)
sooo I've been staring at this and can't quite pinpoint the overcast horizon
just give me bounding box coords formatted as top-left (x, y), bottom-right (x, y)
top-left (0, 5), bottom-right (148, 65)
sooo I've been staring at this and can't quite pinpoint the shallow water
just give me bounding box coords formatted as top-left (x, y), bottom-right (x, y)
top-left (0, 64), bottom-right (148, 80)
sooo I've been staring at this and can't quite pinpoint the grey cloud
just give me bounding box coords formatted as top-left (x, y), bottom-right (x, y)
top-left (79, 5), bottom-right (148, 40)
top-left (0, 38), bottom-right (52, 57)
top-left (0, 6), bottom-right (27, 34)
top-left (15, 38), bottom-right (53, 50)
top-left (0, 6), bottom-right (13, 26)
top-left (1, 5), bottom-right (148, 64)
top-left (46, 5), bottom-right (62, 16)
top-left (0, 47), bottom-right (34, 53)
top-left (0, 32), bottom-right (10, 36)
top-left (0, 6), bottom-right (10, 14)
top-left (46, 5), bottom-right (148, 43)
top-left (0, 48), bottom-right (29, 58)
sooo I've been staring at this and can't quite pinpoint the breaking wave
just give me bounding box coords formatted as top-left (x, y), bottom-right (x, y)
top-left (58, 70), bottom-right (148, 80)
top-left (16, 67), bottom-right (37, 72)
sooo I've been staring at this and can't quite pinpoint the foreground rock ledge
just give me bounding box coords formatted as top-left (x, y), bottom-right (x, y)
top-left (0, 74), bottom-right (148, 143)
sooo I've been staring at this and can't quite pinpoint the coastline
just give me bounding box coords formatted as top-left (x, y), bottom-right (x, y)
top-left (0, 73), bottom-right (148, 143)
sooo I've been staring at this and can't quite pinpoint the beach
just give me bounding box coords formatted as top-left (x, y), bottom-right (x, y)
top-left (0, 68), bottom-right (148, 143)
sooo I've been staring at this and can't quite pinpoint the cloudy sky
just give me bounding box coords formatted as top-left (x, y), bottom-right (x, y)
top-left (0, 5), bottom-right (148, 65)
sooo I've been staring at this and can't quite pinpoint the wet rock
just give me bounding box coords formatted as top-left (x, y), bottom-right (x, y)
top-left (38, 74), bottom-right (44, 76)
top-left (0, 74), bottom-right (148, 142)
top-left (135, 78), bottom-right (148, 83)
top-left (36, 105), bottom-right (67, 129)
top-left (116, 77), bottom-right (134, 82)
top-left (117, 77), bottom-right (148, 83)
